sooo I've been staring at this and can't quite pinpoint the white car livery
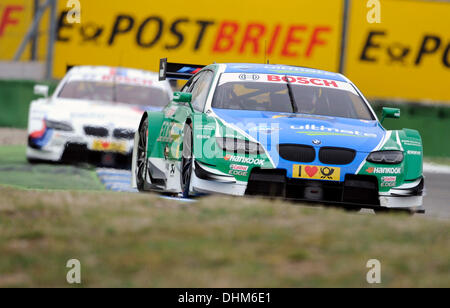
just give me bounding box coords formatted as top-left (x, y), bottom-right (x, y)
top-left (27, 66), bottom-right (172, 168)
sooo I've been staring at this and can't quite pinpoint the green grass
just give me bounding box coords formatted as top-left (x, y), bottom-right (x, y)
top-left (0, 146), bottom-right (104, 191)
top-left (0, 187), bottom-right (449, 287)
top-left (0, 144), bottom-right (448, 287)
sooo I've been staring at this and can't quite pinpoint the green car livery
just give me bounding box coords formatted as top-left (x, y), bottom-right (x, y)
top-left (132, 59), bottom-right (424, 213)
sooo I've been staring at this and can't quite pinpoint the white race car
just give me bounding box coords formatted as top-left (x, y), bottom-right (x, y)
top-left (27, 66), bottom-right (172, 169)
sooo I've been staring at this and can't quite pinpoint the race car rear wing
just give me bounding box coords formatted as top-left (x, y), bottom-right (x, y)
top-left (159, 58), bottom-right (205, 81)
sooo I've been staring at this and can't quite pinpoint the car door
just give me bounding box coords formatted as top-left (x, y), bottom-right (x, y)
top-left (166, 70), bottom-right (215, 161)
top-left (156, 70), bottom-right (213, 190)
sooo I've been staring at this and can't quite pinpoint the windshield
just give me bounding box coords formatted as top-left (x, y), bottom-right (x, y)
top-left (212, 73), bottom-right (374, 120)
top-left (58, 81), bottom-right (171, 107)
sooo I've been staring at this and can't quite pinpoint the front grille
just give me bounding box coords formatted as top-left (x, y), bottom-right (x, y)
top-left (245, 168), bottom-right (380, 206)
top-left (278, 144), bottom-right (315, 162)
top-left (84, 126), bottom-right (109, 137)
top-left (342, 174), bottom-right (379, 205)
top-left (319, 147), bottom-right (356, 165)
top-left (246, 168), bottom-right (287, 197)
top-left (62, 143), bottom-right (132, 169)
top-left (113, 128), bottom-right (135, 140)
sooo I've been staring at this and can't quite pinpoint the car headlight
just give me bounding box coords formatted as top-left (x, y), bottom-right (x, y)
top-left (216, 137), bottom-right (264, 155)
top-left (45, 119), bottom-right (74, 132)
top-left (367, 151), bottom-right (404, 164)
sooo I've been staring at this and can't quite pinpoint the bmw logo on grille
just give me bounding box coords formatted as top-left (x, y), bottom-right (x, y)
top-left (312, 139), bottom-right (321, 145)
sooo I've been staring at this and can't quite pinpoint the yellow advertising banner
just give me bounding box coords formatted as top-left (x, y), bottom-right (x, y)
top-left (0, 0), bottom-right (33, 60)
top-left (53, 0), bottom-right (343, 78)
top-left (5, 0), bottom-right (448, 104)
top-left (346, 0), bottom-right (450, 103)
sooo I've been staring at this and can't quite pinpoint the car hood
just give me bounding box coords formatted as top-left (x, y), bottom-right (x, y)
top-left (212, 109), bottom-right (385, 153)
top-left (46, 99), bottom-right (156, 130)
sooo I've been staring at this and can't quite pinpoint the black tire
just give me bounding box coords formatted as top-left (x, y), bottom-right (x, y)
top-left (27, 157), bottom-right (42, 164)
top-left (136, 117), bottom-right (149, 192)
top-left (181, 123), bottom-right (193, 198)
top-left (27, 156), bottom-right (55, 165)
top-left (343, 206), bottom-right (362, 213)
top-left (374, 208), bottom-right (414, 216)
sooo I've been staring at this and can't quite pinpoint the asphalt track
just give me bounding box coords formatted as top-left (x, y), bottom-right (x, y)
top-left (423, 171), bottom-right (450, 219)
top-left (97, 167), bottom-right (450, 219)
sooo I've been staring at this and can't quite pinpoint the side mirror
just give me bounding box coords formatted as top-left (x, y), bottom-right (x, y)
top-left (173, 92), bottom-right (194, 111)
top-left (381, 107), bottom-right (400, 123)
top-left (34, 85), bottom-right (49, 98)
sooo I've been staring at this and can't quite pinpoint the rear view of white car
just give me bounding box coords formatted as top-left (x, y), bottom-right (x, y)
top-left (27, 66), bottom-right (172, 169)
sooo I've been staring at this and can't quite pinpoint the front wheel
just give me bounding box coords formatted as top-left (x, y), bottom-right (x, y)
top-left (136, 117), bottom-right (148, 191)
top-left (343, 206), bottom-right (362, 213)
top-left (374, 208), bottom-right (414, 216)
top-left (27, 157), bottom-right (44, 164)
top-left (181, 123), bottom-right (193, 198)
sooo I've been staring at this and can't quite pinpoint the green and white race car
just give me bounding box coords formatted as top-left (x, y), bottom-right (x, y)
top-left (132, 59), bottom-right (425, 213)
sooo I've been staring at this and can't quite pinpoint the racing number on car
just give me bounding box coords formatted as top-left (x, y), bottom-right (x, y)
top-left (158, 121), bottom-right (173, 142)
top-left (293, 165), bottom-right (340, 181)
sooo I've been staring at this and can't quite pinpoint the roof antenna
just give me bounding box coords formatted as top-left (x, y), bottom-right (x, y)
top-left (263, 40), bottom-right (270, 64)
top-left (264, 40), bottom-right (267, 64)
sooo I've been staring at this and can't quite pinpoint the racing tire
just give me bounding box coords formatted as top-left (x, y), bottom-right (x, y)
top-left (27, 157), bottom-right (44, 164)
top-left (181, 123), bottom-right (193, 198)
top-left (26, 156), bottom-right (58, 165)
top-left (136, 117), bottom-right (149, 192)
top-left (374, 208), bottom-right (414, 216)
top-left (343, 206), bottom-right (362, 213)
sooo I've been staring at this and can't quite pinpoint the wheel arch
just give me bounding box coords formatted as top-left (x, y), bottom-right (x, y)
top-left (132, 111), bottom-right (165, 188)
top-left (146, 111), bottom-right (166, 157)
